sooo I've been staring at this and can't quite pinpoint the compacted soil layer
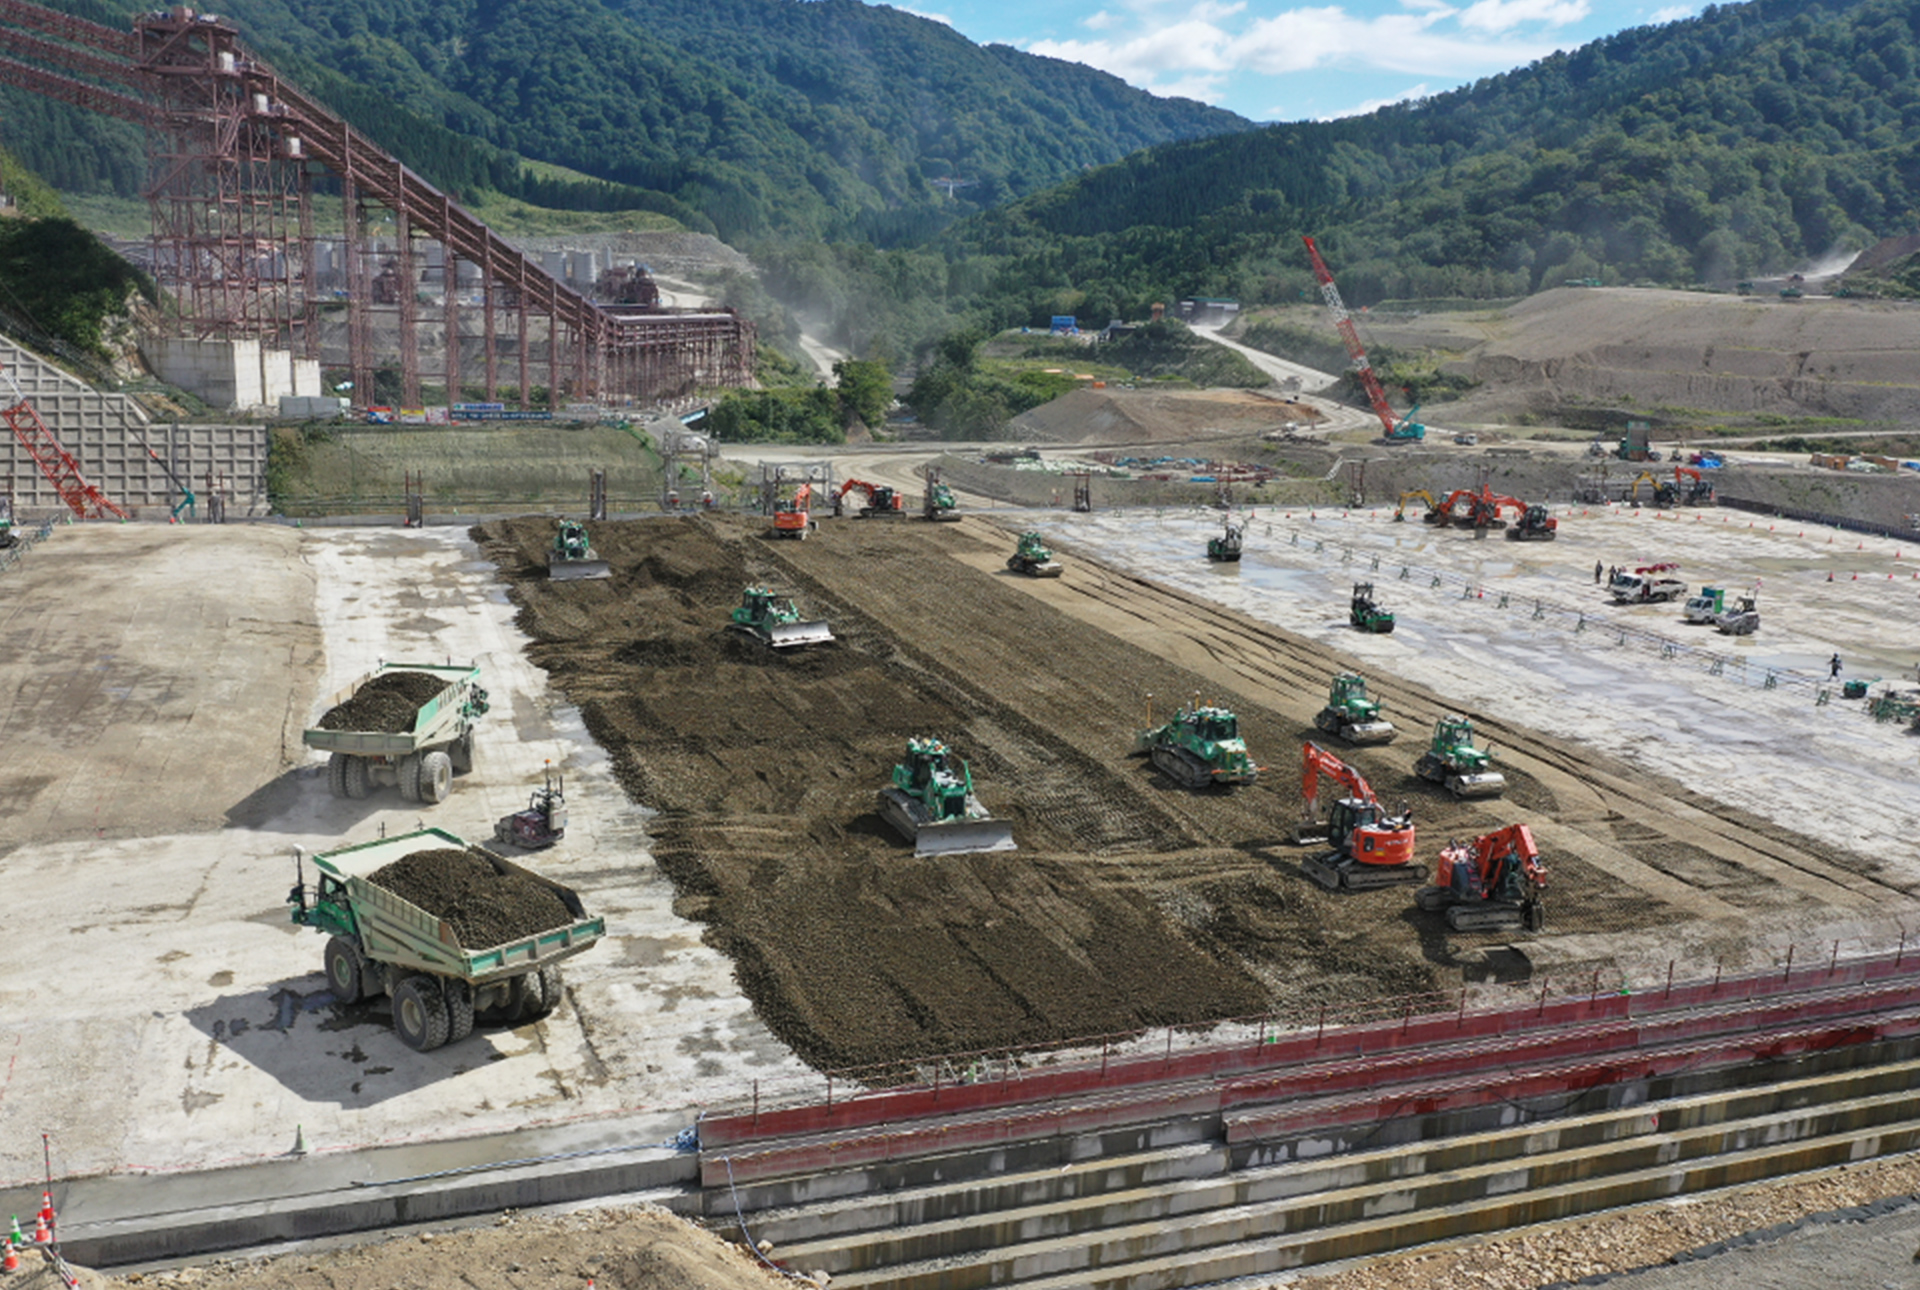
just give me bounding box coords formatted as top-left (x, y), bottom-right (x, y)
top-left (469, 513), bottom-right (1874, 1076)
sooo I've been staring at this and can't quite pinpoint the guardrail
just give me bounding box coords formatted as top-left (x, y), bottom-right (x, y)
top-left (0, 514), bottom-right (67, 575)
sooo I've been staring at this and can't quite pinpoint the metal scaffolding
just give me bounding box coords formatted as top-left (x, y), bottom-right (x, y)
top-left (0, 0), bottom-right (755, 408)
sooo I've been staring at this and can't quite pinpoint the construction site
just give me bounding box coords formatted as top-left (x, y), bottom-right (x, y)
top-left (4, 420), bottom-right (1920, 1287)
top-left (6, 14), bottom-right (1920, 1277)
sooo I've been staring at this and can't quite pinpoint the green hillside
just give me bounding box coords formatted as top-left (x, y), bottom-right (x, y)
top-left (0, 0), bottom-right (1248, 242)
top-left (949, 0), bottom-right (1920, 312)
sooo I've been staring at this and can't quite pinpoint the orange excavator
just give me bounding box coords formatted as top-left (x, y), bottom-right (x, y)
top-left (1294, 742), bottom-right (1421, 891)
top-left (1673, 464), bottom-right (1715, 505)
top-left (835, 478), bottom-right (905, 518)
top-left (771, 482), bottom-right (817, 539)
top-left (1423, 484), bottom-right (1523, 529)
top-left (1415, 823), bottom-right (1547, 932)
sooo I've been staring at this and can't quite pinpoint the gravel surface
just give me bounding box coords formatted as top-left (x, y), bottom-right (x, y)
top-left (369, 847), bottom-right (576, 949)
top-left (92, 1204), bottom-right (786, 1289)
top-left (1290, 1153), bottom-right (1920, 1290)
top-left (316, 670), bottom-right (450, 733)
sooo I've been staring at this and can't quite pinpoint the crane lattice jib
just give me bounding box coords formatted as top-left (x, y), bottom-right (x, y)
top-left (2, 376), bottom-right (128, 520)
top-left (1302, 236), bottom-right (1401, 437)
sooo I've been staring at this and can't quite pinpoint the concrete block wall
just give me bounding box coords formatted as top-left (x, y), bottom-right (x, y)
top-left (142, 336), bottom-right (320, 411)
top-left (0, 338), bottom-right (268, 517)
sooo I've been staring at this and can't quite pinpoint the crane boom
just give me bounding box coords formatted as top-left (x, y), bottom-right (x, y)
top-left (2, 373), bottom-right (127, 520)
top-left (1302, 235), bottom-right (1405, 439)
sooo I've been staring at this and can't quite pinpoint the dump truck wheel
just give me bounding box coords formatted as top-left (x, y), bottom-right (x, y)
top-left (342, 755), bottom-right (372, 800)
top-left (326, 753), bottom-right (350, 799)
top-left (445, 980), bottom-right (475, 1043)
top-left (393, 976), bottom-right (450, 1052)
top-left (324, 936), bottom-right (365, 1003)
top-left (521, 967), bottom-right (563, 1021)
top-left (418, 751), bottom-right (453, 804)
top-left (504, 973), bottom-right (539, 1023)
top-left (396, 754), bottom-right (423, 803)
top-left (450, 729), bottom-right (475, 774)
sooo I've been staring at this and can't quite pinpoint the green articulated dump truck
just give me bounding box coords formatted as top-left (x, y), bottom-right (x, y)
top-left (304, 661), bottom-right (488, 804)
top-left (290, 827), bottom-right (604, 1051)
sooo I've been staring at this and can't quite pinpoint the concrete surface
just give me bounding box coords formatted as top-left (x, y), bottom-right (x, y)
top-left (0, 523), bottom-right (806, 1195)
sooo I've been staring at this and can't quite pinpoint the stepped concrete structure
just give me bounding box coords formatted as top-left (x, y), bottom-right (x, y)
top-left (1, 336), bottom-right (267, 517)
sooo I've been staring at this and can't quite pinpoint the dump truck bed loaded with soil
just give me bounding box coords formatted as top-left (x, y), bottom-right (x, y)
top-left (303, 662), bottom-right (488, 803)
top-left (290, 827), bottom-right (603, 1051)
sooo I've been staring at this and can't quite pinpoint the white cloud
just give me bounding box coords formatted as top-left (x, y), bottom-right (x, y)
top-left (1455, 0), bottom-right (1589, 34)
top-left (1028, 2), bottom-right (1569, 90)
top-left (1029, 19), bottom-right (1237, 80)
top-left (1651, 5), bottom-right (1695, 21)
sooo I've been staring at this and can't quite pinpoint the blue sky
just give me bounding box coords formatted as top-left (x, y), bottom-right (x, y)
top-left (891, 0), bottom-right (1702, 122)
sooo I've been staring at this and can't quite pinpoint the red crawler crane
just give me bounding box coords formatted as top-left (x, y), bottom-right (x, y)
top-left (1302, 236), bottom-right (1425, 442)
top-left (2, 372), bottom-right (127, 520)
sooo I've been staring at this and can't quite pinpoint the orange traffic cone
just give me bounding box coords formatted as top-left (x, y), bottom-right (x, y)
top-left (36, 1195), bottom-right (50, 1225)
top-left (32, 1214), bottom-right (49, 1244)
top-left (3, 1238), bottom-right (17, 1272)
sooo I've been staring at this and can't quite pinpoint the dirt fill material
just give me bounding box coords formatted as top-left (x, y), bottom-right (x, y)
top-left (370, 847), bottom-right (574, 949)
top-left (317, 669), bottom-right (450, 733)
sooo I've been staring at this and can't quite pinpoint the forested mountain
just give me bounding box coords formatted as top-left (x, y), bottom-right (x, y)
top-left (943, 0), bottom-right (1920, 317)
top-left (0, 0), bottom-right (1248, 241)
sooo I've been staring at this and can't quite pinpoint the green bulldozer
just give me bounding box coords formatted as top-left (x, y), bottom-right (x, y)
top-left (1313, 673), bottom-right (1397, 744)
top-left (878, 737), bottom-right (1017, 857)
top-left (1136, 698), bottom-right (1260, 789)
top-left (1350, 582), bottom-right (1396, 633)
top-left (728, 585), bottom-right (835, 650)
top-left (1206, 520), bottom-right (1244, 562)
top-left (924, 468), bottom-right (960, 522)
top-left (549, 519), bottom-right (611, 581)
top-left (1008, 531), bottom-right (1063, 577)
top-left (1413, 714), bottom-right (1506, 798)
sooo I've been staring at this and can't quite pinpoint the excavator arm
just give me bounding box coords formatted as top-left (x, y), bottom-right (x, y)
top-left (1475, 823), bottom-right (1546, 893)
top-left (1393, 490), bottom-right (1436, 521)
top-left (1301, 741), bottom-right (1377, 819)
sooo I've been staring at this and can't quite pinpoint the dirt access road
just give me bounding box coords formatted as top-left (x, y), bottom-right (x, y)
top-left (473, 511), bottom-right (1887, 1079)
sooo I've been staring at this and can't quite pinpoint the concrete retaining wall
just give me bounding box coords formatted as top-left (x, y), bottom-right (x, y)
top-left (936, 453), bottom-right (1340, 511)
top-left (0, 336), bottom-right (268, 517)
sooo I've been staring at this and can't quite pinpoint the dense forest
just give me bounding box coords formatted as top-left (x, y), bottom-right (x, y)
top-left (763, 0), bottom-right (1920, 359)
top-left (0, 0), bottom-right (1245, 242)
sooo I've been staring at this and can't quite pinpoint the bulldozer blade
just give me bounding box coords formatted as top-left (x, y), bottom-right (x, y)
top-left (767, 619), bottom-right (835, 649)
top-left (911, 817), bottom-right (1017, 858)
top-left (549, 558), bottom-right (612, 582)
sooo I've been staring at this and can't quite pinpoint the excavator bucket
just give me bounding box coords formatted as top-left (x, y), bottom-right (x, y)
top-left (766, 618), bottom-right (835, 649)
top-left (549, 555), bottom-right (612, 582)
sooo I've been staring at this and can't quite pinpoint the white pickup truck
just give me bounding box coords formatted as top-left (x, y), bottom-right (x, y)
top-left (1609, 566), bottom-right (1688, 604)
